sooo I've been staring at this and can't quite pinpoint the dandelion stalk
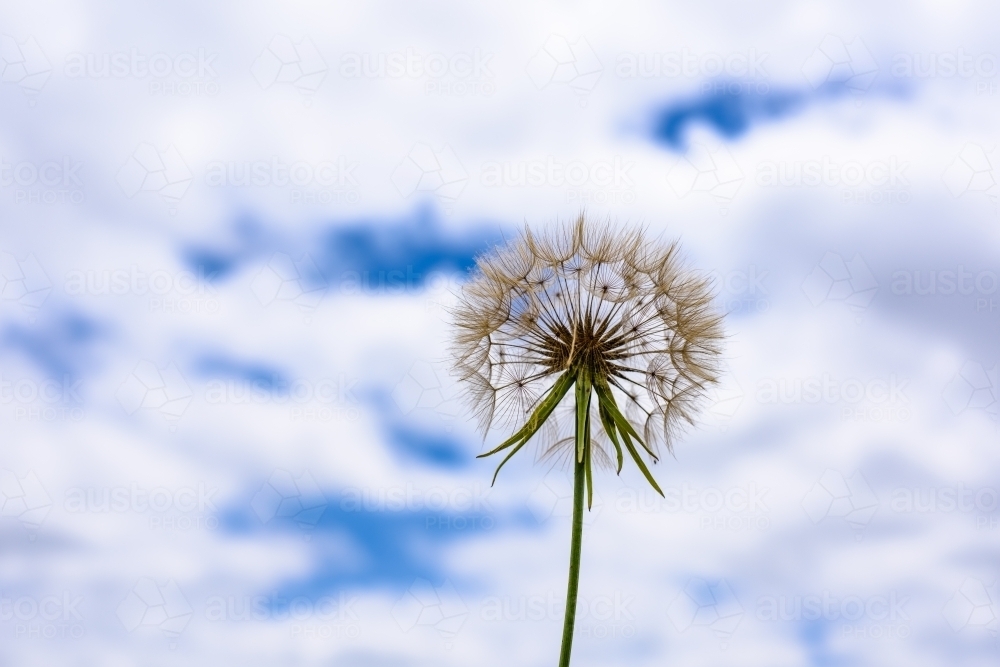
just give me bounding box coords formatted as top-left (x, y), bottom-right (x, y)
top-left (450, 215), bottom-right (723, 666)
top-left (558, 367), bottom-right (588, 667)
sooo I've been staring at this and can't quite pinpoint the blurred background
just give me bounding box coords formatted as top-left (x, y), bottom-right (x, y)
top-left (1, 1), bottom-right (998, 665)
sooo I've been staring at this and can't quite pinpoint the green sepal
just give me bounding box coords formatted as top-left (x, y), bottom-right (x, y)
top-left (479, 371), bottom-right (575, 485)
top-left (594, 379), bottom-right (658, 462)
top-left (574, 368), bottom-right (592, 464)
top-left (620, 427), bottom-right (664, 497)
top-left (594, 378), bottom-right (664, 496)
top-left (584, 422), bottom-right (594, 510)
top-left (488, 437), bottom-right (530, 486)
top-left (597, 401), bottom-right (624, 474)
top-left (478, 371), bottom-right (574, 459)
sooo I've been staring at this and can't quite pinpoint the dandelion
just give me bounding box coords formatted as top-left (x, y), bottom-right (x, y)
top-left (450, 214), bottom-right (724, 667)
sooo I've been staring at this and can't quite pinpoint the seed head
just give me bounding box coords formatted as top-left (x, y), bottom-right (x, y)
top-left (450, 215), bottom-right (724, 488)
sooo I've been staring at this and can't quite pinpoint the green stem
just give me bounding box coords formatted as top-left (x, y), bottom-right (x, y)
top-left (558, 387), bottom-right (587, 667)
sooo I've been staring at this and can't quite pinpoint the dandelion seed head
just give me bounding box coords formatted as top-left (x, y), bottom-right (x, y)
top-left (451, 214), bottom-right (724, 467)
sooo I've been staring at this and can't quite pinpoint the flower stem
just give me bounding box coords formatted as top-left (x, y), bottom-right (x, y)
top-left (558, 389), bottom-right (587, 667)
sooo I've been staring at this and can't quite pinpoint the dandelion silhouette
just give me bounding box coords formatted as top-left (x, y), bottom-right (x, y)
top-left (450, 215), bottom-right (723, 666)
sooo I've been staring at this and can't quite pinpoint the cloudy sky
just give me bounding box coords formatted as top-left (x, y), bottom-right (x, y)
top-left (1, 1), bottom-right (998, 665)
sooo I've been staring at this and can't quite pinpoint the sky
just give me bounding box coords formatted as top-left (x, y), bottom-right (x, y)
top-left (1, 1), bottom-right (999, 665)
